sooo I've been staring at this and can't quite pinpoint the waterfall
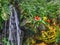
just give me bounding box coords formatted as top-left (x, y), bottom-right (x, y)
top-left (9, 5), bottom-right (23, 45)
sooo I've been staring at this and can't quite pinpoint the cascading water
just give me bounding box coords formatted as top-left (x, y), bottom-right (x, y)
top-left (9, 5), bottom-right (23, 45)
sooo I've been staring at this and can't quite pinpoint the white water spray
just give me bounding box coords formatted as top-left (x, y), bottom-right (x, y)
top-left (9, 5), bottom-right (23, 45)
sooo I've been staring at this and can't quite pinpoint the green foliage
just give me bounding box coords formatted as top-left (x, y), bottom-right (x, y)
top-left (2, 38), bottom-right (10, 45)
top-left (19, 0), bottom-right (60, 31)
top-left (20, 0), bottom-right (46, 18)
top-left (0, 0), bottom-right (9, 29)
top-left (19, 0), bottom-right (60, 44)
top-left (20, 0), bottom-right (60, 19)
top-left (1, 0), bottom-right (9, 20)
top-left (19, 0), bottom-right (60, 33)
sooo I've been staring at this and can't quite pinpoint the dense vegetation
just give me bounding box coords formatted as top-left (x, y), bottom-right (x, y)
top-left (0, 0), bottom-right (60, 45)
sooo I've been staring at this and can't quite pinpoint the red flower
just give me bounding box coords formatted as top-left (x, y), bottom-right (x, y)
top-left (35, 16), bottom-right (40, 21)
top-left (46, 19), bottom-right (50, 23)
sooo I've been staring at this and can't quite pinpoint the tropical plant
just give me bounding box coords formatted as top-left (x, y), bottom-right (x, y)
top-left (19, 0), bottom-right (60, 44)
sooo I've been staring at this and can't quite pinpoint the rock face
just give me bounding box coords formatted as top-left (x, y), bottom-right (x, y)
top-left (38, 24), bottom-right (46, 31)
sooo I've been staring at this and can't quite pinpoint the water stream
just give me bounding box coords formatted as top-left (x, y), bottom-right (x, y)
top-left (9, 5), bottom-right (23, 45)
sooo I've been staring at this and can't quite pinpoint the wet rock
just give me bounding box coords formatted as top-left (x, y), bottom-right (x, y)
top-left (38, 24), bottom-right (46, 31)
